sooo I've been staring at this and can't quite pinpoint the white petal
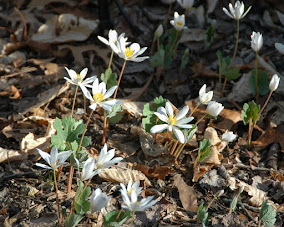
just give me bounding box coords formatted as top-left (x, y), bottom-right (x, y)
top-left (92, 78), bottom-right (99, 95)
top-left (98, 81), bottom-right (107, 94)
top-left (80, 68), bottom-right (88, 79)
top-left (37, 148), bottom-right (51, 166)
top-left (67, 69), bottom-right (78, 81)
top-left (97, 36), bottom-right (110, 45)
top-left (58, 150), bottom-right (72, 164)
top-left (49, 146), bottom-right (58, 167)
top-left (103, 86), bottom-right (117, 99)
top-left (128, 56), bottom-right (149, 62)
top-left (173, 128), bottom-right (185, 143)
top-left (176, 124), bottom-right (193, 129)
top-left (35, 163), bottom-right (52, 170)
top-left (154, 112), bottom-right (168, 123)
top-left (165, 102), bottom-right (174, 116)
top-left (223, 7), bottom-right (234, 19)
top-left (99, 104), bottom-right (113, 112)
top-left (89, 103), bottom-right (97, 110)
top-left (157, 107), bottom-right (167, 117)
top-left (176, 105), bottom-right (189, 120)
top-left (150, 124), bottom-right (169, 133)
top-left (176, 116), bottom-right (194, 125)
top-left (81, 85), bottom-right (93, 101)
top-left (64, 77), bottom-right (76, 85)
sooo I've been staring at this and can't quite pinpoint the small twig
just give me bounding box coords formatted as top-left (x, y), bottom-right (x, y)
top-left (239, 203), bottom-right (257, 223)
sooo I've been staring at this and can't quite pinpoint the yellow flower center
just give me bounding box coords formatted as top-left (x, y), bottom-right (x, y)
top-left (168, 115), bottom-right (176, 125)
top-left (93, 93), bottom-right (104, 102)
top-left (125, 47), bottom-right (133, 58)
top-left (128, 188), bottom-right (132, 195)
top-left (75, 74), bottom-right (83, 83)
top-left (176, 21), bottom-right (183, 27)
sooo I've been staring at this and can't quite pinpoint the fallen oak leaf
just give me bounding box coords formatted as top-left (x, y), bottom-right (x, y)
top-left (133, 163), bottom-right (172, 180)
top-left (215, 108), bottom-right (242, 131)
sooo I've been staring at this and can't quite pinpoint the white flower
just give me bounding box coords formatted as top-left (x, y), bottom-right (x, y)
top-left (221, 130), bottom-right (237, 143)
top-left (199, 84), bottom-right (213, 104)
top-left (161, 0), bottom-right (175, 4)
top-left (82, 78), bottom-right (121, 112)
top-left (177, 0), bottom-right (194, 10)
top-left (64, 67), bottom-right (96, 92)
top-left (269, 74), bottom-right (280, 91)
top-left (113, 37), bottom-right (149, 62)
top-left (155, 24), bottom-right (164, 38)
top-left (95, 144), bottom-right (123, 170)
top-left (120, 180), bottom-right (143, 198)
top-left (170, 12), bottom-right (187, 31)
top-left (223, 1), bottom-right (251, 20)
top-left (206, 101), bottom-right (224, 117)
top-left (251, 32), bottom-right (263, 52)
top-left (150, 102), bottom-right (194, 143)
top-left (275, 43), bottom-right (284, 55)
top-left (35, 146), bottom-right (72, 171)
top-left (75, 157), bottom-right (100, 181)
top-left (97, 29), bottom-right (129, 54)
top-left (120, 183), bottom-right (157, 212)
top-left (89, 188), bottom-right (111, 213)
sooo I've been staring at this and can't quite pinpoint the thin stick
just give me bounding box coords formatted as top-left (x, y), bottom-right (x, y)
top-left (71, 85), bottom-right (78, 116)
top-left (113, 60), bottom-right (127, 99)
top-left (53, 170), bottom-right (61, 226)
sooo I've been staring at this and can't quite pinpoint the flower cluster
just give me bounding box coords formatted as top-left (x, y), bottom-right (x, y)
top-left (223, 1), bottom-right (251, 20)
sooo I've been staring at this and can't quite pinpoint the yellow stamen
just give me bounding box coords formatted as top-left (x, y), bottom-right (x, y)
top-left (125, 47), bottom-right (133, 58)
top-left (176, 21), bottom-right (182, 26)
top-left (93, 93), bottom-right (104, 102)
top-left (168, 115), bottom-right (177, 125)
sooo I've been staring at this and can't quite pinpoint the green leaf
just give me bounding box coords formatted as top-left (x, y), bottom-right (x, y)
top-left (197, 202), bottom-right (209, 226)
top-left (249, 69), bottom-right (270, 96)
top-left (51, 116), bottom-right (90, 152)
top-left (101, 68), bottom-right (118, 90)
top-left (103, 210), bottom-right (131, 227)
top-left (182, 126), bottom-right (197, 142)
top-left (259, 200), bottom-right (277, 227)
top-left (150, 48), bottom-right (165, 67)
top-left (205, 23), bottom-right (215, 48)
top-left (241, 101), bottom-right (260, 125)
top-left (106, 104), bottom-right (124, 124)
top-left (230, 196), bottom-right (238, 213)
top-left (217, 50), bottom-right (241, 80)
top-left (142, 96), bottom-right (166, 133)
top-left (198, 139), bottom-right (212, 162)
top-left (74, 181), bottom-right (91, 215)
top-left (65, 213), bottom-right (83, 227)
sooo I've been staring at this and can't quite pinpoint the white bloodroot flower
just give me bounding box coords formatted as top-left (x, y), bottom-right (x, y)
top-left (120, 183), bottom-right (157, 212)
top-left (95, 144), bottom-right (123, 170)
top-left (35, 146), bottom-right (72, 171)
top-left (155, 24), bottom-right (164, 38)
top-left (89, 188), bottom-right (111, 213)
top-left (275, 43), bottom-right (284, 55)
top-left (199, 84), bottom-right (213, 104)
top-left (221, 130), bottom-right (237, 143)
top-left (269, 74), bottom-right (280, 92)
top-left (113, 37), bottom-right (149, 62)
top-left (206, 101), bottom-right (224, 117)
top-left (75, 157), bottom-right (100, 181)
top-left (223, 1), bottom-right (251, 20)
top-left (64, 67), bottom-right (95, 91)
top-left (150, 102), bottom-right (194, 143)
top-left (120, 180), bottom-right (143, 198)
top-left (82, 78), bottom-right (121, 112)
top-left (177, 0), bottom-right (194, 11)
top-left (251, 32), bottom-right (263, 52)
top-left (170, 12), bottom-right (187, 31)
top-left (161, 0), bottom-right (176, 4)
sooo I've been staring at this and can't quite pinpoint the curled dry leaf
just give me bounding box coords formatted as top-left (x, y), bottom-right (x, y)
top-left (173, 174), bottom-right (198, 212)
top-left (121, 101), bottom-right (145, 118)
top-left (227, 176), bottom-right (268, 207)
top-left (0, 147), bottom-right (28, 163)
top-left (133, 163), bottom-right (172, 180)
top-left (98, 168), bottom-right (151, 186)
top-left (0, 85), bottom-right (21, 100)
top-left (31, 14), bottom-right (99, 43)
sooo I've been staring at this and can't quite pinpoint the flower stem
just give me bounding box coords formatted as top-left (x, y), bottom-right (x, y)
top-left (220, 77), bottom-right (228, 97)
top-left (165, 30), bottom-right (179, 60)
top-left (53, 170), bottom-right (61, 226)
top-left (105, 51), bottom-right (114, 84)
top-left (231, 19), bottom-right (240, 65)
top-left (255, 53), bottom-right (259, 104)
top-left (170, 139), bottom-right (179, 155)
top-left (157, 36), bottom-right (160, 54)
top-left (76, 178), bottom-right (92, 203)
top-left (164, 2), bottom-right (172, 24)
top-left (71, 85), bottom-right (79, 116)
top-left (102, 111), bottom-right (108, 145)
top-left (248, 118), bottom-right (253, 147)
top-left (194, 113), bottom-right (207, 126)
top-left (189, 102), bottom-right (200, 117)
top-left (113, 60), bottom-right (127, 99)
top-left (218, 70), bottom-right (222, 94)
top-left (130, 211), bottom-right (135, 227)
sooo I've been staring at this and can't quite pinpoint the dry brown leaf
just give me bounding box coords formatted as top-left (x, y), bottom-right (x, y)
top-left (193, 164), bottom-right (214, 182)
top-left (180, 28), bottom-right (206, 43)
top-left (0, 147), bottom-right (28, 163)
top-left (133, 163), bottom-right (172, 180)
top-left (252, 124), bottom-right (284, 152)
top-left (99, 168), bottom-right (151, 186)
top-left (32, 14), bottom-right (99, 43)
top-left (173, 174), bottom-right (198, 212)
top-left (121, 101), bottom-right (145, 118)
top-left (227, 177), bottom-right (268, 207)
top-left (215, 108), bottom-right (242, 131)
top-left (0, 85), bottom-right (21, 99)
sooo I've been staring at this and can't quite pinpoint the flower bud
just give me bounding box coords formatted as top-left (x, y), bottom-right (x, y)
top-left (221, 130), bottom-right (237, 143)
top-left (206, 101), bottom-right (224, 117)
top-left (155, 24), bottom-right (163, 38)
top-left (251, 31), bottom-right (263, 52)
top-left (269, 74), bottom-right (280, 91)
top-left (216, 189), bottom-right (224, 197)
